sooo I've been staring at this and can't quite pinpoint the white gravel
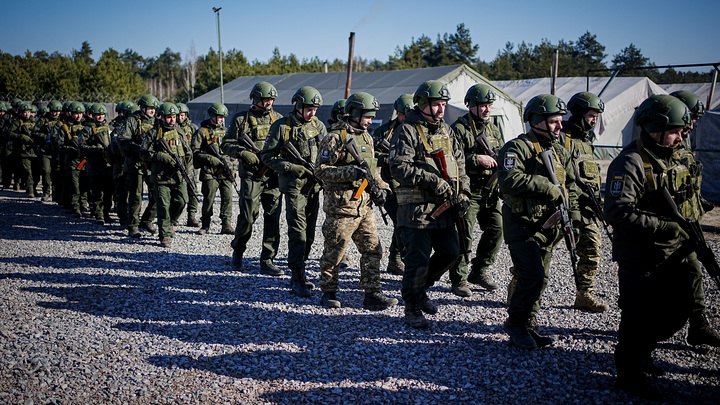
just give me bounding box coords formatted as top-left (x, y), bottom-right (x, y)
top-left (1, 188), bottom-right (719, 404)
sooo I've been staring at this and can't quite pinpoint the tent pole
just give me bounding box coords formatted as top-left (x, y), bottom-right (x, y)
top-left (551, 50), bottom-right (558, 95)
top-left (345, 33), bottom-right (355, 99)
top-left (707, 65), bottom-right (718, 111)
top-left (598, 70), bottom-right (620, 98)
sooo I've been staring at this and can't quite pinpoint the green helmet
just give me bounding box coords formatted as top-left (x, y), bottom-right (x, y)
top-left (29, 104), bottom-right (38, 113)
top-left (11, 98), bottom-right (23, 109)
top-left (207, 102), bottom-right (228, 117)
top-left (567, 92), bottom-right (604, 117)
top-left (137, 94), bottom-right (160, 108)
top-left (345, 92), bottom-right (379, 118)
top-left (250, 81), bottom-right (278, 104)
top-left (62, 101), bottom-right (72, 113)
top-left (413, 80), bottom-right (450, 110)
top-left (123, 102), bottom-right (137, 113)
top-left (523, 94), bottom-right (568, 125)
top-left (393, 94), bottom-right (414, 114)
top-left (176, 103), bottom-right (190, 114)
top-left (39, 106), bottom-right (50, 114)
top-left (48, 100), bottom-right (63, 112)
top-left (634, 95), bottom-right (691, 133)
top-left (464, 84), bottom-right (496, 107)
top-left (0, 102), bottom-right (8, 112)
top-left (84, 103), bottom-right (93, 112)
top-left (330, 99), bottom-right (346, 122)
top-left (18, 102), bottom-right (32, 112)
top-left (292, 86), bottom-right (323, 108)
top-left (90, 103), bottom-right (108, 115)
top-left (128, 105), bottom-right (141, 114)
top-left (669, 90), bottom-right (705, 120)
top-left (69, 101), bottom-right (86, 113)
top-left (158, 102), bottom-right (180, 116)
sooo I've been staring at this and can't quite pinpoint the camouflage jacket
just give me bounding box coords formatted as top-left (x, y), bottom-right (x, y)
top-left (559, 117), bottom-right (602, 224)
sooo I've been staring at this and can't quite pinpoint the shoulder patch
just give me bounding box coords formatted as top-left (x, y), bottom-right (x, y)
top-left (503, 152), bottom-right (517, 170)
top-left (609, 173), bottom-right (624, 197)
top-left (320, 148), bottom-right (330, 160)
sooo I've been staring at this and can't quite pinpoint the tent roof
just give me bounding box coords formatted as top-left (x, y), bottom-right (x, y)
top-left (658, 82), bottom-right (720, 110)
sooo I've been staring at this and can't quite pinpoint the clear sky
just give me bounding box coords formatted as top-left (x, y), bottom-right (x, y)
top-left (1, 0), bottom-right (718, 74)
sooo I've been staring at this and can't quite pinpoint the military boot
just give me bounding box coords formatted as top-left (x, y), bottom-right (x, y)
top-left (451, 282), bottom-right (472, 297)
top-left (574, 290), bottom-right (609, 313)
top-left (467, 269), bottom-right (499, 290)
top-left (526, 318), bottom-right (555, 348)
top-left (139, 221), bottom-right (157, 234)
top-left (615, 358), bottom-right (662, 400)
top-left (230, 251), bottom-right (244, 272)
top-left (220, 224), bottom-right (235, 234)
top-left (387, 260), bottom-right (404, 275)
top-left (404, 301), bottom-right (430, 329)
top-left (320, 291), bottom-right (341, 308)
top-left (260, 261), bottom-right (283, 276)
top-left (687, 313), bottom-right (720, 347)
top-left (503, 317), bottom-right (537, 350)
top-left (418, 292), bottom-right (438, 315)
top-left (128, 227), bottom-right (141, 238)
top-left (290, 268), bottom-right (312, 298)
top-left (186, 217), bottom-right (200, 227)
top-left (363, 291), bottom-right (398, 311)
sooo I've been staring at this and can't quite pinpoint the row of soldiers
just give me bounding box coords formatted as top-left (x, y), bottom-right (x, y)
top-left (2, 81), bottom-right (717, 399)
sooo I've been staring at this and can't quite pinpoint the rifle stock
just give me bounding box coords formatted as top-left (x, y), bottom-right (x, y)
top-left (344, 138), bottom-right (388, 225)
top-left (208, 142), bottom-right (240, 195)
top-left (281, 141), bottom-right (321, 195)
top-left (238, 133), bottom-right (270, 182)
top-left (157, 138), bottom-right (200, 203)
top-left (429, 148), bottom-right (470, 264)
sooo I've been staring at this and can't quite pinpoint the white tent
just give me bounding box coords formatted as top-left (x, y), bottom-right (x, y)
top-left (659, 83), bottom-right (720, 110)
top-left (188, 64), bottom-right (524, 143)
top-left (493, 77), bottom-right (666, 158)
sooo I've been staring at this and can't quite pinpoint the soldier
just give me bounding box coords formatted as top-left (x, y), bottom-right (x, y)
top-left (448, 84), bottom-right (504, 297)
top-left (79, 104), bottom-right (114, 224)
top-left (108, 101), bottom-right (132, 226)
top-left (327, 99), bottom-right (346, 126)
top-left (140, 103), bottom-right (192, 248)
top-left (8, 102), bottom-right (38, 198)
top-left (314, 92), bottom-right (398, 310)
top-left (559, 92), bottom-right (609, 312)
top-left (497, 94), bottom-right (580, 349)
top-left (604, 95), bottom-right (707, 399)
top-left (56, 101), bottom-right (90, 217)
top-left (667, 91), bottom-right (720, 347)
top-left (192, 103), bottom-right (235, 235)
top-left (35, 100), bottom-right (63, 201)
top-left (372, 94), bottom-right (413, 275)
top-left (389, 80), bottom-right (471, 329)
top-left (222, 82), bottom-right (284, 275)
top-left (176, 102), bottom-right (200, 228)
top-left (118, 94), bottom-right (159, 238)
top-left (261, 86), bottom-right (327, 297)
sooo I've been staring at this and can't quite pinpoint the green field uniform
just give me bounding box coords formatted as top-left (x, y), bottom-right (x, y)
top-left (35, 114), bottom-right (60, 199)
top-left (118, 111), bottom-right (157, 233)
top-left (79, 118), bottom-right (114, 222)
top-left (497, 129), bottom-right (580, 325)
top-left (449, 113), bottom-right (504, 287)
top-left (372, 119), bottom-right (404, 266)
top-left (223, 108), bottom-right (283, 270)
top-left (178, 118), bottom-right (199, 223)
top-left (192, 119), bottom-right (234, 231)
top-left (56, 117), bottom-right (88, 214)
top-left (140, 121), bottom-right (191, 242)
top-left (261, 112), bottom-right (326, 285)
top-left (8, 115), bottom-right (37, 196)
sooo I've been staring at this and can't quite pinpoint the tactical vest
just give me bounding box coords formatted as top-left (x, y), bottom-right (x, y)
top-left (91, 124), bottom-right (111, 147)
top-left (246, 110), bottom-right (280, 144)
top-left (563, 134), bottom-right (600, 190)
top-left (637, 138), bottom-right (702, 220)
top-left (327, 129), bottom-right (377, 189)
top-left (396, 123), bottom-right (459, 205)
top-left (502, 133), bottom-right (567, 222)
top-left (462, 115), bottom-right (501, 182)
top-left (282, 116), bottom-right (322, 161)
top-left (203, 126), bottom-right (225, 146)
top-left (133, 116), bottom-right (155, 144)
top-left (158, 127), bottom-right (185, 158)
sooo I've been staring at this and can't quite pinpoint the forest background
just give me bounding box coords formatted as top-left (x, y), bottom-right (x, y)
top-left (0, 25), bottom-right (714, 104)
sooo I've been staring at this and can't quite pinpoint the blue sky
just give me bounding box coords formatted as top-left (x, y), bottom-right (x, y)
top-left (1, 0), bottom-right (718, 74)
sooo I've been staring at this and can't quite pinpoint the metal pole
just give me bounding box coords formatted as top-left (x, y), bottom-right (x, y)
top-left (213, 7), bottom-right (224, 103)
top-left (707, 65), bottom-right (718, 111)
top-left (345, 32), bottom-right (355, 99)
top-left (551, 49), bottom-right (558, 95)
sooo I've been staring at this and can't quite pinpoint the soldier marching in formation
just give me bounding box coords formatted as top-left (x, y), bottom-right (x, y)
top-left (3, 82), bottom-right (719, 401)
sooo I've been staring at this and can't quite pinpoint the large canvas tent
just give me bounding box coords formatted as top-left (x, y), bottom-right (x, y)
top-left (493, 77), bottom-right (666, 158)
top-left (659, 83), bottom-right (720, 110)
top-left (187, 64), bottom-right (524, 142)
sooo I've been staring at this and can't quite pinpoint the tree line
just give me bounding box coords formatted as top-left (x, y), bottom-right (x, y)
top-left (0, 24), bottom-right (713, 104)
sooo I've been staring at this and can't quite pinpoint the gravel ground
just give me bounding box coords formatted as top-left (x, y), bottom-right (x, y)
top-left (1, 187), bottom-right (719, 404)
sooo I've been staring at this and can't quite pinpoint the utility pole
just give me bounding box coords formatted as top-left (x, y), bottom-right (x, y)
top-left (213, 7), bottom-right (224, 103)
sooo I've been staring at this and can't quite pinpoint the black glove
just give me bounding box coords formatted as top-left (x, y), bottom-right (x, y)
top-left (371, 187), bottom-right (387, 207)
top-left (354, 167), bottom-right (367, 181)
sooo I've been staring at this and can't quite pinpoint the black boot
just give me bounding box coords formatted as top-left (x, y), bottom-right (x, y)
top-left (687, 313), bottom-right (720, 347)
top-left (404, 301), bottom-right (430, 329)
top-left (503, 317), bottom-right (537, 350)
top-left (418, 292), bottom-right (437, 315)
top-left (363, 291), bottom-right (398, 311)
top-left (320, 291), bottom-right (341, 308)
top-left (290, 267), bottom-right (311, 298)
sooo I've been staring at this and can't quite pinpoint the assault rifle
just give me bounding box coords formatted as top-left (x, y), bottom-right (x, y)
top-left (429, 148), bottom-right (470, 265)
top-left (344, 138), bottom-right (389, 225)
top-left (157, 137), bottom-right (200, 203)
top-left (281, 141), bottom-right (322, 196)
top-left (375, 138), bottom-right (391, 153)
top-left (539, 149), bottom-right (578, 275)
top-left (238, 132), bottom-right (270, 182)
top-left (67, 135), bottom-right (87, 170)
top-left (659, 187), bottom-right (720, 289)
top-left (208, 142), bottom-right (240, 195)
top-left (569, 151), bottom-right (612, 239)
top-left (475, 132), bottom-right (499, 195)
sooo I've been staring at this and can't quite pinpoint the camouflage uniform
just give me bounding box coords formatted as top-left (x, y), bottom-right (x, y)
top-left (223, 108), bottom-right (283, 271)
top-left (315, 121), bottom-right (384, 298)
top-left (192, 119), bottom-right (235, 232)
top-left (118, 110), bottom-right (157, 235)
top-left (559, 117), bottom-right (607, 311)
top-left (449, 113), bottom-right (504, 291)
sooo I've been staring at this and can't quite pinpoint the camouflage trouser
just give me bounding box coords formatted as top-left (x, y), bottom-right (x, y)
top-left (19, 157), bottom-right (35, 194)
top-left (88, 173), bottom-right (114, 218)
top-left (319, 204), bottom-right (382, 293)
top-left (576, 221), bottom-right (602, 291)
top-left (688, 252), bottom-right (706, 316)
top-left (38, 155), bottom-right (52, 195)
